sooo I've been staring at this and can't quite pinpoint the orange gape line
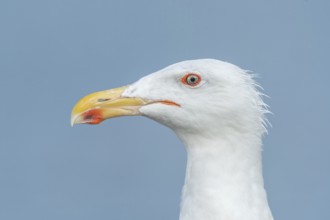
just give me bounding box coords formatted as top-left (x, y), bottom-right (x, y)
top-left (159, 100), bottom-right (181, 107)
top-left (82, 109), bottom-right (104, 124)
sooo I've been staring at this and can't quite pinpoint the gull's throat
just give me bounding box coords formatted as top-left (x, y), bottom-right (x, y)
top-left (178, 133), bottom-right (273, 220)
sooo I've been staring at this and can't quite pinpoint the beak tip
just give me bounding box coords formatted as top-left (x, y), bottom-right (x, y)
top-left (70, 114), bottom-right (78, 127)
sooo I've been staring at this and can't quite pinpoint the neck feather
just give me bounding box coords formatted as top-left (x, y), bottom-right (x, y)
top-left (176, 130), bottom-right (273, 220)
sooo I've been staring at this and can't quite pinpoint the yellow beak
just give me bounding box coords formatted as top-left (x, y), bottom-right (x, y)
top-left (70, 86), bottom-right (149, 126)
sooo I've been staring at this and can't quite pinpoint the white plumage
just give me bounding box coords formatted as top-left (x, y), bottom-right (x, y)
top-left (71, 59), bottom-right (274, 220)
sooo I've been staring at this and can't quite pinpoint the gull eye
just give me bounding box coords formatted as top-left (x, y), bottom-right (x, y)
top-left (181, 73), bottom-right (202, 87)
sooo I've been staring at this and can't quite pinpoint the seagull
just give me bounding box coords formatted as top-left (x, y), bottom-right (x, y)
top-left (71, 59), bottom-right (274, 220)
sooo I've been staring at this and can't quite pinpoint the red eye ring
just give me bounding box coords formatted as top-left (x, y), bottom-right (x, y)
top-left (181, 73), bottom-right (202, 87)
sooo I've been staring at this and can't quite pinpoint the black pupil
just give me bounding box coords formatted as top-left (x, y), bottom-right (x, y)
top-left (188, 76), bottom-right (197, 84)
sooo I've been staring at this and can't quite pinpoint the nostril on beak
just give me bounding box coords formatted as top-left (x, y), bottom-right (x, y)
top-left (97, 98), bottom-right (111, 102)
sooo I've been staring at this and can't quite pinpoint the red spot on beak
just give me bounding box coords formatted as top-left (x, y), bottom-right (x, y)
top-left (82, 109), bottom-right (104, 124)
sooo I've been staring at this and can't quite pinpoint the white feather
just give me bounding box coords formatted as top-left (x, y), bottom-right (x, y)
top-left (123, 59), bottom-right (273, 220)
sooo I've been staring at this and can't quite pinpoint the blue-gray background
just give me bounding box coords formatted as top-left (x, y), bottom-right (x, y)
top-left (1, 0), bottom-right (329, 219)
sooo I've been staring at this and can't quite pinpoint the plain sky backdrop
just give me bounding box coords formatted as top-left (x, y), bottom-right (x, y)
top-left (0, 0), bottom-right (329, 220)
